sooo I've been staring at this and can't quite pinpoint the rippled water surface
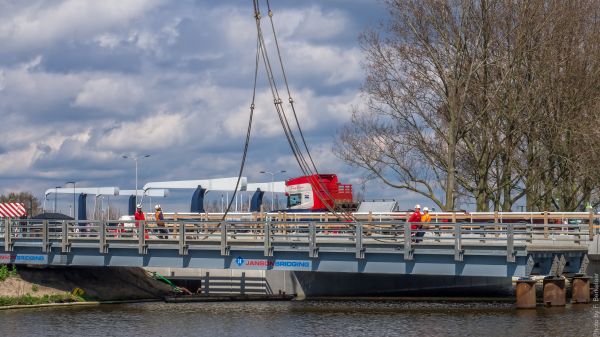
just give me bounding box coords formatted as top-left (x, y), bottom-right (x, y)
top-left (0, 300), bottom-right (595, 336)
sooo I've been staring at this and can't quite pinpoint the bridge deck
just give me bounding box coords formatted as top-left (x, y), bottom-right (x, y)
top-left (0, 219), bottom-right (590, 278)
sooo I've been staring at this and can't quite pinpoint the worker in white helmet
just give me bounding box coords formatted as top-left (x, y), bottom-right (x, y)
top-left (155, 204), bottom-right (167, 239)
top-left (422, 207), bottom-right (431, 223)
top-left (408, 204), bottom-right (422, 242)
top-left (134, 204), bottom-right (148, 239)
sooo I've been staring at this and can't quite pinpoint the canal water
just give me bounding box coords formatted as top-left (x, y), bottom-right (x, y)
top-left (0, 300), bottom-right (595, 336)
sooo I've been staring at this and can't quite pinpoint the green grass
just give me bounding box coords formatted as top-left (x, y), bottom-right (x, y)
top-left (0, 293), bottom-right (84, 306)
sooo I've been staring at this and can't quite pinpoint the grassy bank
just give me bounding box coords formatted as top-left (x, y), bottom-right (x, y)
top-left (0, 265), bottom-right (172, 308)
top-left (0, 293), bottom-right (84, 306)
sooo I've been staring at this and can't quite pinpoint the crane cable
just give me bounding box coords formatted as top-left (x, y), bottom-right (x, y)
top-left (257, 1), bottom-right (354, 221)
top-left (265, 0), bottom-right (354, 220)
top-left (253, 0), bottom-right (345, 219)
top-left (255, 0), bottom-right (355, 221)
top-left (220, 25), bottom-right (261, 222)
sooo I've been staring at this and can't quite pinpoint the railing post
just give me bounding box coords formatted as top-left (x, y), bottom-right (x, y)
top-left (99, 221), bottom-right (107, 254)
top-left (221, 222), bottom-right (230, 256)
top-left (575, 220), bottom-right (581, 244)
top-left (507, 223), bottom-right (515, 262)
top-left (309, 222), bottom-right (318, 258)
top-left (355, 223), bottom-right (365, 259)
top-left (4, 219), bottom-right (13, 252)
top-left (138, 221), bottom-right (147, 255)
top-left (590, 212), bottom-right (595, 241)
top-left (404, 223), bottom-right (413, 260)
top-left (264, 221), bottom-right (272, 257)
top-left (61, 220), bottom-right (70, 253)
top-left (41, 220), bottom-right (49, 253)
top-left (204, 272), bottom-right (210, 295)
top-left (544, 211), bottom-right (549, 239)
top-left (241, 272), bottom-right (246, 295)
top-left (179, 222), bottom-right (188, 255)
top-left (454, 223), bottom-right (463, 261)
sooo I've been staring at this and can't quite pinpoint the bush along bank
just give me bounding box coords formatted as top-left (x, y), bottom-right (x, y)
top-left (0, 264), bottom-right (17, 281)
top-left (0, 293), bottom-right (84, 306)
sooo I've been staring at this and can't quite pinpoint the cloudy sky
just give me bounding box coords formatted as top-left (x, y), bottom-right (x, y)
top-left (0, 0), bottom-right (422, 214)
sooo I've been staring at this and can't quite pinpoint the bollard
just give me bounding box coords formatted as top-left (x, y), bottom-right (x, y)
top-left (516, 278), bottom-right (538, 309)
top-left (543, 276), bottom-right (566, 306)
top-left (572, 275), bottom-right (591, 304)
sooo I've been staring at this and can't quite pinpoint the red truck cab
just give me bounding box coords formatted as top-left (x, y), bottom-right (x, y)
top-left (285, 174), bottom-right (355, 211)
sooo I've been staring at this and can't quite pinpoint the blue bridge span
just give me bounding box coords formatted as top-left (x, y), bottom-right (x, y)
top-left (0, 218), bottom-right (590, 278)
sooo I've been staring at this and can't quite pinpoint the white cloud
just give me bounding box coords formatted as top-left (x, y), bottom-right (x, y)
top-left (0, 0), bottom-right (164, 52)
top-left (271, 6), bottom-right (350, 41)
top-left (73, 76), bottom-right (146, 114)
top-left (94, 34), bottom-right (121, 49)
top-left (98, 112), bottom-right (188, 151)
top-left (283, 43), bottom-right (362, 85)
top-left (0, 57), bottom-right (84, 118)
top-left (0, 1), bottom-right (396, 210)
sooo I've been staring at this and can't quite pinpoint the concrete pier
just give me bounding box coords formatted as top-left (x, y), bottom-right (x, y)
top-left (571, 275), bottom-right (591, 304)
top-left (543, 277), bottom-right (566, 306)
top-left (515, 279), bottom-right (538, 309)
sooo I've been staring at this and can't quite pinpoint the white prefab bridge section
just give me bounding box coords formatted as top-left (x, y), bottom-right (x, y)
top-left (45, 187), bottom-right (119, 197)
top-left (119, 189), bottom-right (169, 197)
top-left (143, 177), bottom-right (247, 191)
top-left (247, 182), bottom-right (286, 192)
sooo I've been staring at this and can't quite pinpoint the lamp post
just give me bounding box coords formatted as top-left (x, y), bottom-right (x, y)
top-left (54, 186), bottom-right (60, 213)
top-left (122, 154), bottom-right (151, 206)
top-left (259, 170), bottom-right (286, 211)
top-left (65, 181), bottom-right (76, 218)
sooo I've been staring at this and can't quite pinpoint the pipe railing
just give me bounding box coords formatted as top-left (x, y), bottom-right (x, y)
top-left (1, 218), bottom-right (590, 258)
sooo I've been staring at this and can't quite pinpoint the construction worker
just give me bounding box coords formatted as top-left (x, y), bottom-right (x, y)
top-left (134, 204), bottom-right (149, 239)
top-left (155, 204), bottom-right (168, 239)
top-left (408, 204), bottom-right (423, 242)
top-left (421, 207), bottom-right (432, 223)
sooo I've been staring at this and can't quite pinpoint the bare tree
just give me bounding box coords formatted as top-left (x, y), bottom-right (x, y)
top-left (337, 0), bottom-right (600, 211)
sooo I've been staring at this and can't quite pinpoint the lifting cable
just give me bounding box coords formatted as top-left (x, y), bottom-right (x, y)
top-left (220, 26), bottom-right (261, 221)
top-left (257, 0), bottom-right (354, 221)
top-left (265, 1), bottom-right (354, 221)
top-left (254, 0), bottom-right (355, 221)
top-left (254, 0), bottom-right (341, 218)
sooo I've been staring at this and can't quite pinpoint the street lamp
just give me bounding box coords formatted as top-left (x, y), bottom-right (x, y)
top-left (54, 186), bottom-right (60, 213)
top-left (259, 170), bottom-right (286, 211)
top-left (122, 154), bottom-right (151, 205)
top-left (65, 181), bottom-right (76, 218)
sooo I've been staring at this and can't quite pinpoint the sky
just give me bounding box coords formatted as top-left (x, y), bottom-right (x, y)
top-left (0, 0), bottom-right (424, 215)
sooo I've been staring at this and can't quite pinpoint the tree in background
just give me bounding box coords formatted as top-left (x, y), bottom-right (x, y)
top-left (0, 192), bottom-right (41, 216)
top-left (336, 0), bottom-right (600, 211)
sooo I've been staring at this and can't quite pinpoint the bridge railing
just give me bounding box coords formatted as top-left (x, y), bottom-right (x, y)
top-left (0, 218), bottom-right (589, 260)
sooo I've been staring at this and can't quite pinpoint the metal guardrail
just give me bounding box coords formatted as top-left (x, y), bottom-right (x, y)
top-left (0, 218), bottom-right (590, 263)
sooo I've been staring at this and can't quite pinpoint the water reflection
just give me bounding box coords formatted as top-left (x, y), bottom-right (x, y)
top-left (0, 300), bottom-right (594, 337)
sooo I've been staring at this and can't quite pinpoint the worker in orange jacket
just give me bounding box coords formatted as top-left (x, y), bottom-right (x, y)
top-left (155, 204), bottom-right (168, 239)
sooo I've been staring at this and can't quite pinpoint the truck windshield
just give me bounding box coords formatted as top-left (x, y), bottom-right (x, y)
top-left (288, 193), bottom-right (302, 207)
